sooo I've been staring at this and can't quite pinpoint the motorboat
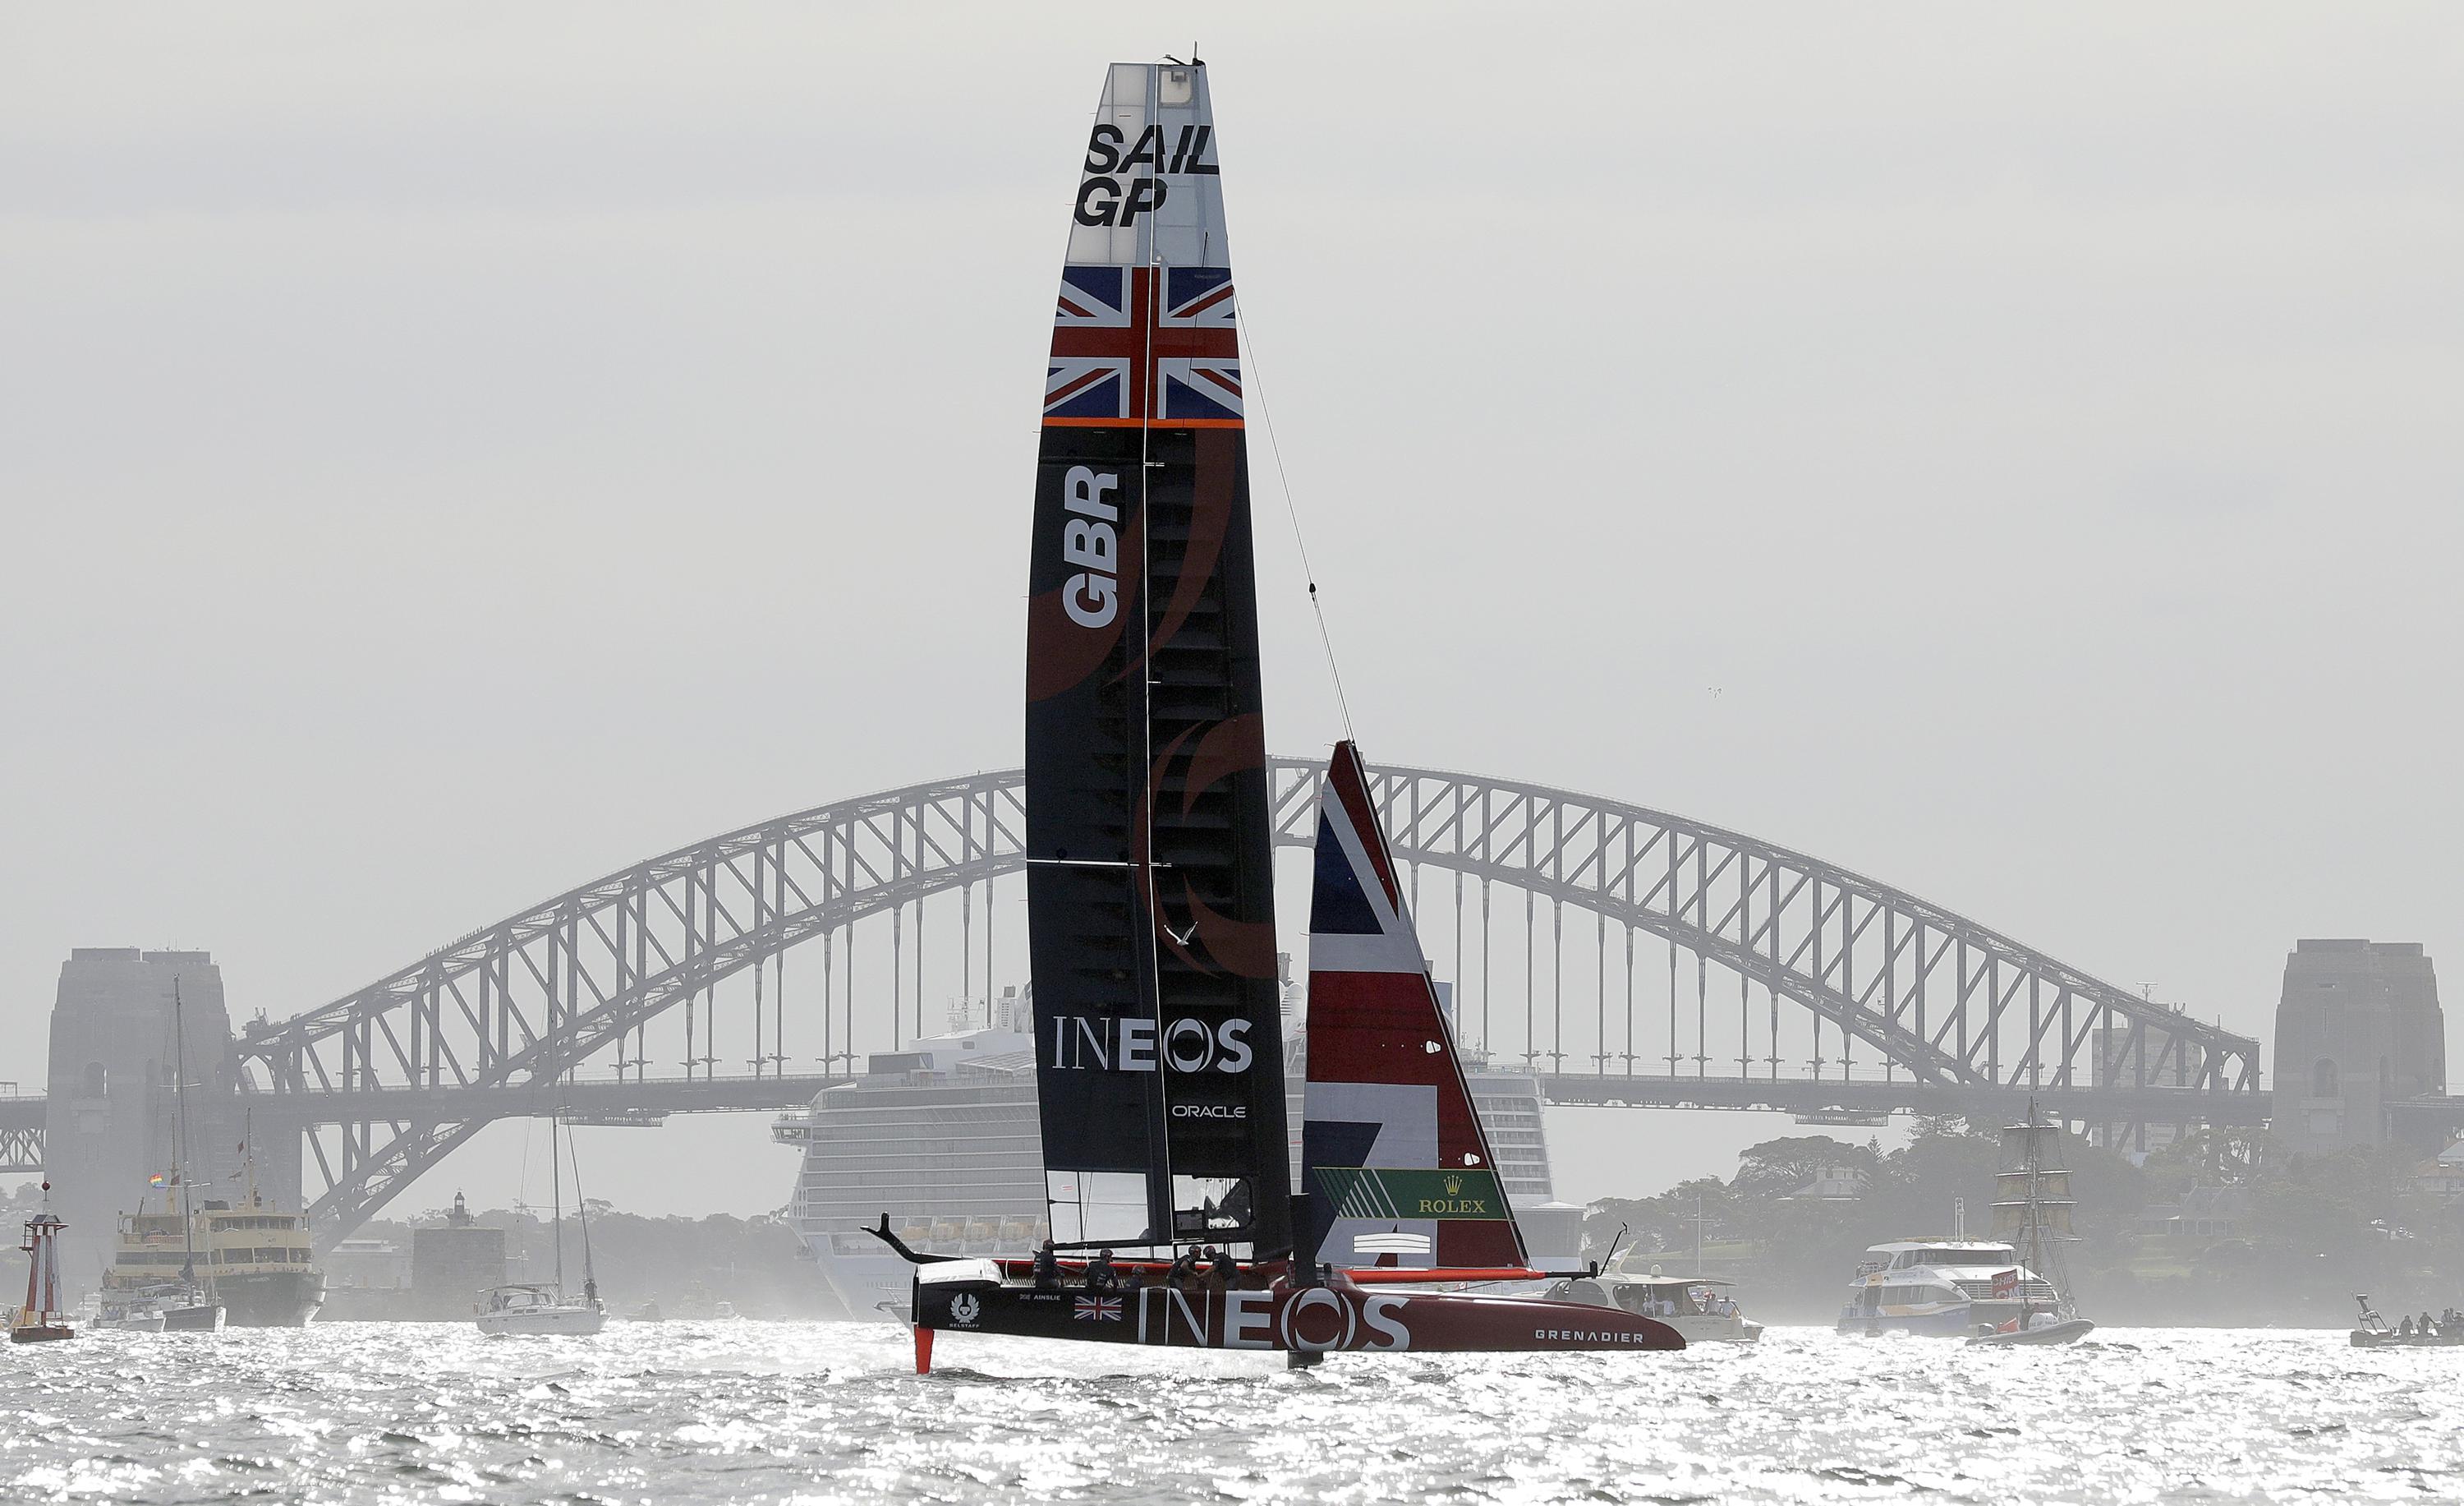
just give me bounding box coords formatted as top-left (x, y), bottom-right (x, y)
top-left (476, 1283), bottom-right (607, 1337)
top-left (2350, 1296), bottom-right (2464, 1347)
top-left (1542, 1271), bottom-right (1761, 1344)
top-left (91, 1292), bottom-right (168, 1333)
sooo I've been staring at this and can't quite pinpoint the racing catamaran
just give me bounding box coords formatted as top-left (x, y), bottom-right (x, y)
top-left (877, 58), bottom-right (1677, 1367)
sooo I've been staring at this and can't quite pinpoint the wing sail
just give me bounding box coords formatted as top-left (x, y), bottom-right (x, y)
top-left (1024, 61), bottom-right (1290, 1257)
top-left (1303, 743), bottom-right (1529, 1273)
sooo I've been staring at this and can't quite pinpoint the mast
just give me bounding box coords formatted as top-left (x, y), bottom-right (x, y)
top-left (1992, 1099), bottom-right (2076, 1321)
top-left (567, 1118), bottom-right (598, 1306)
top-left (172, 977), bottom-right (200, 1296)
top-left (550, 1112), bottom-right (566, 1298)
top-left (1025, 59), bottom-right (1289, 1258)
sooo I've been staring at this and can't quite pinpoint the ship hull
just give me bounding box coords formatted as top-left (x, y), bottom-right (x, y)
top-left (160, 1301), bottom-right (225, 1332)
top-left (219, 1269), bottom-right (325, 1327)
top-left (915, 1274), bottom-right (1682, 1354)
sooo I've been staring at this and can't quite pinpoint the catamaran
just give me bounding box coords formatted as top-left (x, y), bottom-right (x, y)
top-left (877, 58), bottom-right (1680, 1367)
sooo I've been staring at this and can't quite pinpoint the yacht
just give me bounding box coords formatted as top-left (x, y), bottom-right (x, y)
top-left (775, 983), bottom-right (1579, 1319)
top-left (1543, 1269), bottom-right (1763, 1343)
top-left (1836, 1238), bottom-right (2060, 1336)
top-left (476, 1112), bottom-right (604, 1336)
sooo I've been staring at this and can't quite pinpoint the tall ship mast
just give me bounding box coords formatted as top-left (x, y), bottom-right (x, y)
top-left (1970, 1103), bottom-right (2094, 1344)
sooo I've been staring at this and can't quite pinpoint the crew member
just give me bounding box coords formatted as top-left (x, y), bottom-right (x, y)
top-left (1032, 1239), bottom-right (1062, 1292)
top-left (1085, 1247), bottom-right (1121, 1292)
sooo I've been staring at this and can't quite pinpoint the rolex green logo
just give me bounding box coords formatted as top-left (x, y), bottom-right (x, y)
top-left (1318, 1167), bottom-right (1507, 1221)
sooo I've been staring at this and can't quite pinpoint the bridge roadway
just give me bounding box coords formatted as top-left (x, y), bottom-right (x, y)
top-left (0, 1071), bottom-right (2298, 1178)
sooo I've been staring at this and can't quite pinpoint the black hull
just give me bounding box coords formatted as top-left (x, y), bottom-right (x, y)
top-left (915, 1274), bottom-right (1681, 1356)
top-left (219, 1269), bottom-right (326, 1328)
top-left (161, 1302), bottom-right (224, 1332)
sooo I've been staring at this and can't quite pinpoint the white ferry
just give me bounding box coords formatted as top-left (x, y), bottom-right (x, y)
top-left (773, 984), bottom-right (1582, 1319)
top-left (1836, 1238), bottom-right (2060, 1337)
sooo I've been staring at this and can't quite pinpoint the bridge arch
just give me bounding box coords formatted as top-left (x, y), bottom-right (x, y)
top-left (234, 758), bottom-right (2256, 1236)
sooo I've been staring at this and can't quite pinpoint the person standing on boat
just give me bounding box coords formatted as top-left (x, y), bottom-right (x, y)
top-left (1084, 1249), bottom-right (1120, 1292)
top-left (1032, 1239), bottom-right (1061, 1292)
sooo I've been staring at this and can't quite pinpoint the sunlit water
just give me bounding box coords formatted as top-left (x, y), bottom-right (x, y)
top-left (2, 1322), bottom-right (2457, 1504)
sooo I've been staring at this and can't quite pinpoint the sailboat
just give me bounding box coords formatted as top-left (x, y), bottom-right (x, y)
top-left (876, 58), bottom-right (1680, 1368)
top-left (1967, 1103), bottom-right (2094, 1347)
top-left (476, 1113), bottom-right (606, 1336)
top-left (155, 979), bottom-right (228, 1332)
top-left (12, 1190), bottom-right (76, 1343)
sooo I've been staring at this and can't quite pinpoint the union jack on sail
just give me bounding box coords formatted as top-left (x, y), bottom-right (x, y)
top-left (1045, 265), bottom-right (1243, 426)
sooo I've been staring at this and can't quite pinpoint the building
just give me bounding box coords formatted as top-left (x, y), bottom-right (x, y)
top-left (408, 1191), bottom-right (505, 1319)
top-left (39, 949), bottom-right (302, 1291)
top-left (2414, 1140), bottom-right (2464, 1202)
top-left (1785, 1166), bottom-right (1871, 1201)
top-left (2271, 939), bottom-right (2445, 1154)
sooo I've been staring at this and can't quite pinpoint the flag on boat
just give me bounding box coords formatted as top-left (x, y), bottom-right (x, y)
top-left (1073, 1295), bottom-right (1124, 1322)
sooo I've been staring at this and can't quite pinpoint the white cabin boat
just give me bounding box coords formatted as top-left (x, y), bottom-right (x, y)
top-left (1546, 1272), bottom-right (1762, 1344)
top-left (1837, 1239), bottom-right (2061, 1336)
top-left (475, 1283), bottom-right (606, 1336)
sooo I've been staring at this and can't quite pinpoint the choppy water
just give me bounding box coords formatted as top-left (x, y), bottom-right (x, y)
top-left (2, 1322), bottom-right (2457, 1504)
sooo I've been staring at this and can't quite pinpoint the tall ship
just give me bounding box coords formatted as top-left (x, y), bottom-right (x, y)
top-left (774, 981), bottom-right (1585, 1319)
top-left (103, 1185), bottom-right (324, 1328)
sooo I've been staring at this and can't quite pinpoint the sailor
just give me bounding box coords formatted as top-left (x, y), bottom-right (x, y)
top-left (1084, 1247), bottom-right (1121, 1292)
top-left (1032, 1239), bottom-right (1062, 1292)
top-left (2398, 1315), bottom-right (2415, 1337)
top-left (1211, 1246), bottom-right (1242, 1287)
top-left (1163, 1248), bottom-right (1199, 1289)
top-left (1122, 1266), bottom-right (1147, 1297)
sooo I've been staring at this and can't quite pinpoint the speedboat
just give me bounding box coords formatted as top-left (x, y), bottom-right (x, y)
top-left (2350, 1296), bottom-right (2464, 1348)
top-left (1542, 1270), bottom-right (1761, 1344)
top-left (475, 1283), bottom-right (606, 1337)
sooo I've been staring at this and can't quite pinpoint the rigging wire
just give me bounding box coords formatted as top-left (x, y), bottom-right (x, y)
top-left (1234, 301), bottom-right (1356, 744)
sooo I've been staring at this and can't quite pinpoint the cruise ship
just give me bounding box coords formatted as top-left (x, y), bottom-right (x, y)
top-left (773, 983), bottom-right (1584, 1319)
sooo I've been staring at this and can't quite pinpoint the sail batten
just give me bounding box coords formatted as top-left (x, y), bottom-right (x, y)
top-left (1026, 61), bottom-right (1289, 1255)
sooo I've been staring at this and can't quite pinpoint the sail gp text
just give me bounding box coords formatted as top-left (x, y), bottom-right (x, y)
top-left (1076, 123), bottom-right (1216, 228)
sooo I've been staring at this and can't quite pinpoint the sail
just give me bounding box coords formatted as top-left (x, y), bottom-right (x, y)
top-left (1990, 1119), bottom-right (2077, 1239)
top-left (1024, 61), bottom-right (1289, 1255)
top-left (1301, 743), bottom-right (1528, 1272)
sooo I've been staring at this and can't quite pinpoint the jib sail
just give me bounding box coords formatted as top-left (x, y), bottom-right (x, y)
top-left (1024, 60), bottom-right (1290, 1256)
top-left (1302, 743), bottom-right (1529, 1273)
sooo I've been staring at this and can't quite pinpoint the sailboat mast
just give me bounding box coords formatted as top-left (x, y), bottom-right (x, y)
top-left (173, 977), bottom-right (198, 1291)
top-left (550, 1112), bottom-right (566, 1297)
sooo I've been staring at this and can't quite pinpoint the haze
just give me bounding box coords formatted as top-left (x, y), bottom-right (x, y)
top-left (4, 4), bottom-right (2458, 1215)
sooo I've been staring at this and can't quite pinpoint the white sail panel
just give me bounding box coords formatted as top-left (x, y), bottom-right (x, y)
top-left (1065, 62), bottom-right (1231, 269)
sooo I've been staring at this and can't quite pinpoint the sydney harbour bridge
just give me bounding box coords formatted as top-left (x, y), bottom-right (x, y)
top-left (0, 756), bottom-right (2264, 1246)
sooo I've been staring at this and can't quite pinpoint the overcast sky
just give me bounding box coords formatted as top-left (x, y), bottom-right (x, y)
top-left (4, 5), bottom-right (2459, 1216)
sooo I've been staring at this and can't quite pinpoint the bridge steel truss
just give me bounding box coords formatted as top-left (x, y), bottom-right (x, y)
top-left (233, 758), bottom-right (2259, 1242)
